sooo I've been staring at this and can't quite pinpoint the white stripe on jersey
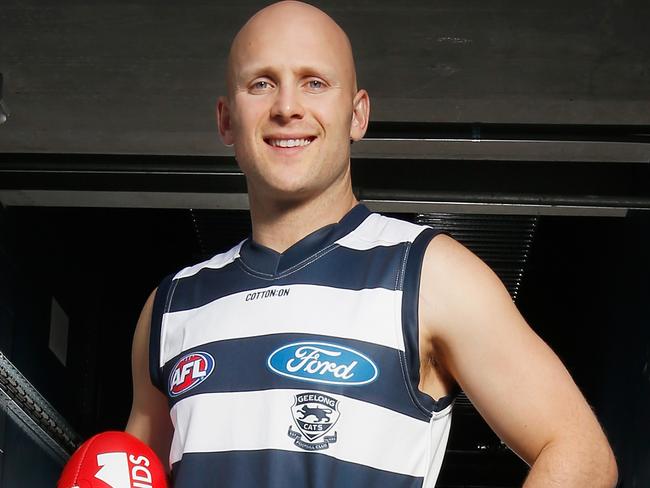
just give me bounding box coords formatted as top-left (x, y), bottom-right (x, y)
top-left (161, 285), bottom-right (404, 366)
top-left (174, 240), bottom-right (245, 280)
top-left (169, 389), bottom-right (452, 478)
top-left (335, 213), bottom-right (428, 251)
top-left (423, 410), bottom-right (454, 488)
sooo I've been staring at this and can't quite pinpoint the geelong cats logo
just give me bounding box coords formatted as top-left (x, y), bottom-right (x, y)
top-left (288, 392), bottom-right (340, 451)
top-left (268, 342), bottom-right (378, 385)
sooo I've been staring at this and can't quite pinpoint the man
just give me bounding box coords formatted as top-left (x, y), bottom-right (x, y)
top-left (126, 2), bottom-right (618, 487)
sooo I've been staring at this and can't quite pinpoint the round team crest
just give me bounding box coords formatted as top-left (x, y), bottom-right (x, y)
top-left (288, 392), bottom-right (340, 451)
top-left (168, 352), bottom-right (215, 397)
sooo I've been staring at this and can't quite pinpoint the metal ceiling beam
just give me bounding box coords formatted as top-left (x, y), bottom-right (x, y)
top-left (0, 190), bottom-right (632, 217)
top-left (365, 122), bottom-right (650, 143)
top-left (355, 122), bottom-right (650, 162)
top-left (364, 200), bottom-right (628, 217)
top-left (0, 152), bottom-right (647, 215)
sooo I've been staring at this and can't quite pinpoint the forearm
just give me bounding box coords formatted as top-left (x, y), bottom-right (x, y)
top-left (522, 438), bottom-right (618, 488)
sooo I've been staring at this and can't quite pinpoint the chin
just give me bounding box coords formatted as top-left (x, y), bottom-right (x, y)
top-left (260, 181), bottom-right (319, 205)
top-left (263, 170), bottom-right (315, 194)
top-left (270, 185), bottom-right (312, 201)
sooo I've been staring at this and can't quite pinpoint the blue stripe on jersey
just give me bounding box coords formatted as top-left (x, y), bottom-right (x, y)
top-left (162, 333), bottom-right (430, 421)
top-left (238, 204), bottom-right (372, 275)
top-left (401, 229), bottom-right (457, 414)
top-left (150, 272), bottom-right (174, 392)
top-left (168, 243), bottom-right (405, 313)
top-left (171, 449), bottom-right (423, 488)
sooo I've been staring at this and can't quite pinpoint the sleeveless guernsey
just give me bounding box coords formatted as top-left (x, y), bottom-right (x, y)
top-left (150, 204), bottom-right (456, 488)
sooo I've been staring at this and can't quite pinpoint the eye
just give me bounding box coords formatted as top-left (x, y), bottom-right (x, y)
top-left (250, 80), bottom-right (273, 93)
top-left (305, 79), bottom-right (326, 91)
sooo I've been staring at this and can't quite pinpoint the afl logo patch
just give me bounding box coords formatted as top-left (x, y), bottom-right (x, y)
top-left (169, 352), bottom-right (215, 397)
top-left (268, 342), bottom-right (378, 385)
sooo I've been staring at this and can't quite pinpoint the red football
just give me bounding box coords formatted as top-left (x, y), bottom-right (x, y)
top-left (57, 431), bottom-right (168, 488)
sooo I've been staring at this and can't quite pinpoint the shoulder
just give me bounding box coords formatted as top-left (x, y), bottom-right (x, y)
top-left (337, 212), bottom-right (430, 249)
top-left (420, 233), bottom-right (513, 338)
top-left (133, 288), bottom-right (158, 349)
top-left (422, 232), bottom-right (500, 289)
top-left (423, 232), bottom-right (480, 272)
top-left (173, 240), bottom-right (246, 280)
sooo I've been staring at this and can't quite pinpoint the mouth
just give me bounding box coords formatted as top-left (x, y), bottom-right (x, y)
top-left (264, 136), bottom-right (316, 148)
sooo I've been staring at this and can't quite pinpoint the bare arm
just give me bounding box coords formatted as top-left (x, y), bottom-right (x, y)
top-left (420, 234), bottom-right (617, 487)
top-left (125, 288), bottom-right (174, 471)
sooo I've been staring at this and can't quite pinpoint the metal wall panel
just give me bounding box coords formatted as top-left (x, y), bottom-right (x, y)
top-left (1, 0), bottom-right (649, 155)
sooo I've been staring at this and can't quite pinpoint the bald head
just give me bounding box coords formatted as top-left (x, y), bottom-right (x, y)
top-left (226, 1), bottom-right (357, 97)
top-left (216, 0), bottom-right (370, 210)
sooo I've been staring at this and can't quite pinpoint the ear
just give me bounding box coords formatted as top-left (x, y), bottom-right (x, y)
top-left (217, 96), bottom-right (234, 146)
top-left (350, 89), bottom-right (370, 142)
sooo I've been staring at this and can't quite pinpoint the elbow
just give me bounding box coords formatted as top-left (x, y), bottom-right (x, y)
top-left (602, 449), bottom-right (618, 488)
top-left (592, 439), bottom-right (618, 488)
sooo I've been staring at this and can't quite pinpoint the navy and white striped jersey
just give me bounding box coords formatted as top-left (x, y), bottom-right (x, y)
top-left (149, 204), bottom-right (456, 488)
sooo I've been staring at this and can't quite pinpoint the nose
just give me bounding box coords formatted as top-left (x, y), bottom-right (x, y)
top-left (270, 84), bottom-right (304, 122)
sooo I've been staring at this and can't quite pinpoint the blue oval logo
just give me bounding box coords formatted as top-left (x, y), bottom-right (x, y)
top-left (169, 352), bottom-right (215, 397)
top-left (267, 342), bottom-right (378, 385)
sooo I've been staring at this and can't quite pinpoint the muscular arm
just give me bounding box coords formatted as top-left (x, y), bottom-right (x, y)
top-left (125, 288), bottom-right (174, 471)
top-left (420, 234), bottom-right (617, 487)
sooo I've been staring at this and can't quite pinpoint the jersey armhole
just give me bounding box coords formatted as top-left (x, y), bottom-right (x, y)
top-left (149, 273), bottom-right (174, 394)
top-left (401, 228), bottom-right (458, 414)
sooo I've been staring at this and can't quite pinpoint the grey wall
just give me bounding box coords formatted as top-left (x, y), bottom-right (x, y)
top-left (1, 0), bottom-right (649, 156)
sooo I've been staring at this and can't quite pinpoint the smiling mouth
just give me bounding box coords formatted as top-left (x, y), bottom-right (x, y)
top-left (264, 137), bottom-right (316, 148)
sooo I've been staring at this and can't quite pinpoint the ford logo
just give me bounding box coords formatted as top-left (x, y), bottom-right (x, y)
top-left (267, 342), bottom-right (378, 385)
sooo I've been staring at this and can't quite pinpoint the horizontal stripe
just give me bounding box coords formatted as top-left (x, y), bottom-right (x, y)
top-left (167, 243), bottom-right (405, 312)
top-left (161, 333), bottom-right (428, 420)
top-left (336, 213), bottom-right (428, 251)
top-left (174, 241), bottom-right (244, 280)
top-left (161, 285), bottom-right (405, 365)
top-left (172, 449), bottom-right (424, 488)
top-left (169, 389), bottom-right (452, 477)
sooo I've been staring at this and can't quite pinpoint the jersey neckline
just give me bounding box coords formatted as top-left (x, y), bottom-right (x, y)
top-left (239, 204), bottom-right (371, 276)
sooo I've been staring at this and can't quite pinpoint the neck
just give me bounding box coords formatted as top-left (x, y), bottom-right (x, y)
top-left (248, 183), bottom-right (358, 253)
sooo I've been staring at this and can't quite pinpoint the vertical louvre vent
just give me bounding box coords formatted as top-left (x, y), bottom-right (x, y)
top-left (189, 209), bottom-right (252, 259)
top-left (415, 213), bottom-right (538, 301)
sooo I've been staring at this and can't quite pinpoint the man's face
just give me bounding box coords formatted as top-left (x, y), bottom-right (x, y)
top-left (218, 6), bottom-right (368, 204)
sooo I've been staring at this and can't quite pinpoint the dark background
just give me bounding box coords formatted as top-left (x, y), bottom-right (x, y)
top-left (1, 206), bottom-right (649, 487)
